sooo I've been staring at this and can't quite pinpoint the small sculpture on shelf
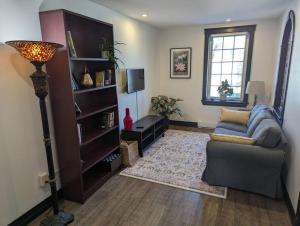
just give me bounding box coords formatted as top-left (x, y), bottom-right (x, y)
top-left (81, 66), bottom-right (93, 88)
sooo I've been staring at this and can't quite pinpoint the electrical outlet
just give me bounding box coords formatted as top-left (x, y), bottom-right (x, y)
top-left (197, 120), bottom-right (202, 128)
top-left (38, 173), bottom-right (49, 187)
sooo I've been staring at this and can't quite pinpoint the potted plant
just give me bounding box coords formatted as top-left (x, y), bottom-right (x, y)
top-left (99, 38), bottom-right (125, 70)
top-left (151, 95), bottom-right (183, 127)
top-left (217, 79), bottom-right (233, 100)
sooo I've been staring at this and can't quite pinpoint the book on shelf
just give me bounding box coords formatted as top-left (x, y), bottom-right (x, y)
top-left (77, 123), bottom-right (82, 144)
top-left (109, 111), bottom-right (114, 128)
top-left (71, 75), bottom-right (79, 90)
top-left (75, 102), bottom-right (82, 115)
top-left (100, 111), bottom-right (115, 129)
top-left (95, 71), bottom-right (105, 87)
top-left (66, 31), bottom-right (77, 57)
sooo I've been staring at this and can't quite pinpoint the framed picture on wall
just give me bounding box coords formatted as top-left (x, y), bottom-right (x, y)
top-left (170, 47), bottom-right (192, 79)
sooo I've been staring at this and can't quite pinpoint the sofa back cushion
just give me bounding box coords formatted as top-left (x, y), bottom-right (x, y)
top-left (248, 104), bottom-right (270, 127)
top-left (247, 110), bottom-right (273, 136)
top-left (251, 119), bottom-right (282, 148)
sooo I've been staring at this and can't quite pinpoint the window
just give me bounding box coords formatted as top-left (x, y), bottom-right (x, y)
top-left (202, 25), bottom-right (256, 107)
top-left (273, 11), bottom-right (295, 125)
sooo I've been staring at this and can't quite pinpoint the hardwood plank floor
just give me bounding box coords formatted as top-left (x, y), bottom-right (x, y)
top-left (29, 126), bottom-right (291, 226)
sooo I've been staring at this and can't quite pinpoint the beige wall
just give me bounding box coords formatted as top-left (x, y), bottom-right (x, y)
top-left (278, 0), bottom-right (300, 212)
top-left (158, 18), bottom-right (281, 126)
top-left (0, 0), bottom-right (158, 225)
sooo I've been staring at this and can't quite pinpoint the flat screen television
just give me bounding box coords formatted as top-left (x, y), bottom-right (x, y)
top-left (126, 69), bottom-right (145, 93)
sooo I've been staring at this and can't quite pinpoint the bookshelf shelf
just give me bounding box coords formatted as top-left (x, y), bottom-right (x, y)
top-left (81, 125), bottom-right (119, 147)
top-left (74, 85), bottom-right (116, 95)
top-left (40, 9), bottom-right (120, 203)
top-left (81, 144), bottom-right (120, 173)
top-left (77, 104), bottom-right (118, 120)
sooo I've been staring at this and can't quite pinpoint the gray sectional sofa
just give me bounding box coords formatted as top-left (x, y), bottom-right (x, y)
top-left (202, 104), bottom-right (288, 198)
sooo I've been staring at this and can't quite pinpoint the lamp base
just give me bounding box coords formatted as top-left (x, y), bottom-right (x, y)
top-left (40, 211), bottom-right (74, 226)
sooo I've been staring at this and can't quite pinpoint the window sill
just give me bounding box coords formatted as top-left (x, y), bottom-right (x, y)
top-left (201, 99), bottom-right (248, 107)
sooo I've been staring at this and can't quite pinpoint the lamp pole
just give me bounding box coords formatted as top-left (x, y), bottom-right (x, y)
top-left (30, 63), bottom-right (74, 226)
top-left (31, 63), bottom-right (60, 215)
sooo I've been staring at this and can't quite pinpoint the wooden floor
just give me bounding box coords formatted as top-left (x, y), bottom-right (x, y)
top-left (29, 126), bottom-right (291, 226)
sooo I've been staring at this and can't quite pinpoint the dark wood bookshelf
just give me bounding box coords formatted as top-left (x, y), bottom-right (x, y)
top-left (40, 9), bottom-right (121, 203)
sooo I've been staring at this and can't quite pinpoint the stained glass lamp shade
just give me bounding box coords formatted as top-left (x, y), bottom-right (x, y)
top-left (6, 40), bottom-right (63, 64)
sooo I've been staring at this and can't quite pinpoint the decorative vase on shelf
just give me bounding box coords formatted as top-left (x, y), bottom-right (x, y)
top-left (123, 108), bottom-right (133, 130)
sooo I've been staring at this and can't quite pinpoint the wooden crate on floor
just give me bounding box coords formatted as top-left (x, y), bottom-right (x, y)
top-left (120, 141), bottom-right (139, 166)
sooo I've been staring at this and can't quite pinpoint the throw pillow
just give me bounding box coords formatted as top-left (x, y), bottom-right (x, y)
top-left (210, 133), bottom-right (256, 145)
top-left (251, 119), bottom-right (282, 148)
top-left (220, 108), bottom-right (250, 125)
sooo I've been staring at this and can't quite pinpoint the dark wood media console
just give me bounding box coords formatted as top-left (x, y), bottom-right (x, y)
top-left (121, 115), bottom-right (167, 157)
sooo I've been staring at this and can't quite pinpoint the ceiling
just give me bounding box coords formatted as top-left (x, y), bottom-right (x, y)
top-left (91, 0), bottom-right (290, 28)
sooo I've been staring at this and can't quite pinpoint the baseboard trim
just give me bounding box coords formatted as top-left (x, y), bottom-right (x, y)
top-left (8, 189), bottom-right (63, 226)
top-left (282, 180), bottom-right (295, 224)
top-left (169, 120), bottom-right (198, 127)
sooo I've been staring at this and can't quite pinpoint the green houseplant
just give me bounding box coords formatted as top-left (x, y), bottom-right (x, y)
top-left (100, 38), bottom-right (125, 70)
top-left (217, 79), bottom-right (233, 100)
top-left (151, 95), bottom-right (183, 119)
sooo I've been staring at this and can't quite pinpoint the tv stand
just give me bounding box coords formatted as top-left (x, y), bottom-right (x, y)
top-left (121, 115), bottom-right (167, 157)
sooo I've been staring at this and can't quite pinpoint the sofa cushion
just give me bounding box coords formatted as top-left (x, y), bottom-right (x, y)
top-left (248, 104), bottom-right (270, 127)
top-left (251, 119), bottom-right (282, 148)
top-left (214, 127), bottom-right (248, 137)
top-left (220, 108), bottom-right (250, 125)
top-left (210, 133), bottom-right (256, 145)
top-left (247, 110), bottom-right (273, 136)
top-left (216, 122), bottom-right (248, 133)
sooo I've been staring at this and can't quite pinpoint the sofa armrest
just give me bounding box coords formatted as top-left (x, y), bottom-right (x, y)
top-left (206, 140), bottom-right (285, 168)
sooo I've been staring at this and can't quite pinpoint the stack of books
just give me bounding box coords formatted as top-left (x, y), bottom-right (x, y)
top-left (100, 111), bottom-right (114, 129)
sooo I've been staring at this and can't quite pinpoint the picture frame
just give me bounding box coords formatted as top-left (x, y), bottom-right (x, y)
top-left (170, 47), bottom-right (192, 79)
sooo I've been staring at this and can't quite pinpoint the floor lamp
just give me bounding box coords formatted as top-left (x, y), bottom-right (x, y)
top-left (246, 81), bottom-right (265, 107)
top-left (6, 40), bottom-right (74, 226)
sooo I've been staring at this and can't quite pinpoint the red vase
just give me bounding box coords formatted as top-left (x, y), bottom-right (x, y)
top-left (123, 108), bottom-right (133, 130)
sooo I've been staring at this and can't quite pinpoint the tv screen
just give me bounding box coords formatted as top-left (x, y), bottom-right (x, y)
top-left (126, 69), bottom-right (145, 93)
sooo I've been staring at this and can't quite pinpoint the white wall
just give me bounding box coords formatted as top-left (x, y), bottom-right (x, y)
top-left (158, 18), bottom-right (281, 126)
top-left (0, 1), bottom-right (53, 225)
top-left (0, 0), bottom-right (158, 225)
top-left (278, 0), bottom-right (300, 212)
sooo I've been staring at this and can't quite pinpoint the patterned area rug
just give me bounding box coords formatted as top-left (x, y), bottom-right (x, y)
top-left (120, 129), bottom-right (227, 198)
